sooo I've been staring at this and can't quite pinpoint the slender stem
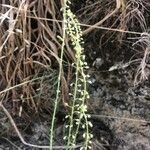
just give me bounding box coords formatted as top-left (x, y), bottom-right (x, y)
top-left (49, 1), bottom-right (67, 149)
top-left (67, 62), bottom-right (79, 149)
top-left (72, 71), bottom-right (88, 148)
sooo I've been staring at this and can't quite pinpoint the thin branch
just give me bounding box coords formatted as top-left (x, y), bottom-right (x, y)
top-left (91, 114), bottom-right (150, 123)
top-left (26, 16), bottom-right (143, 35)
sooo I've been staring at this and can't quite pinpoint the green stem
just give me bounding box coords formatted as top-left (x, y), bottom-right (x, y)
top-left (67, 61), bottom-right (79, 149)
top-left (49, 2), bottom-right (67, 149)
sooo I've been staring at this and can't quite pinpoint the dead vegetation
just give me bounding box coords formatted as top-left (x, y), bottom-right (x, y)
top-left (0, 0), bottom-right (150, 149)
top-left (75, 0), bottom-right (150, 83)
top-left (0, 0), bottom-right (74, 115)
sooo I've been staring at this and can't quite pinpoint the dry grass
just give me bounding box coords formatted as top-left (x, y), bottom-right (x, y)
top-left (0, 0), bottom-right (74, 115)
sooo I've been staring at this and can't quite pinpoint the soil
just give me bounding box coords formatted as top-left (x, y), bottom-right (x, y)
top-left (88, 68), bottom-right (150, 150)
top-left (0, 67), bottom-right (150, 150)
top-left (0, 0), bottom-right (150, 149)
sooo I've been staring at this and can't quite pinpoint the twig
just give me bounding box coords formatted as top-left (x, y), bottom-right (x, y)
top-left (91, 114), bottom-right (150, 123)
top-left (26, 16), bottom-right (143, 35)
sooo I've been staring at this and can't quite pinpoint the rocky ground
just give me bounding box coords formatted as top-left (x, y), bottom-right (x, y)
top-left (88, 67), bottom-right (150, 150)
top-left (0, 66), bottom-right (150, 150)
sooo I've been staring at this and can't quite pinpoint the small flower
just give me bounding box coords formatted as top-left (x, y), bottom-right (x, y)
top-left (63, 136), bottom-right (67, 140)
top-left (88, 122), bottom-right (93, 128)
